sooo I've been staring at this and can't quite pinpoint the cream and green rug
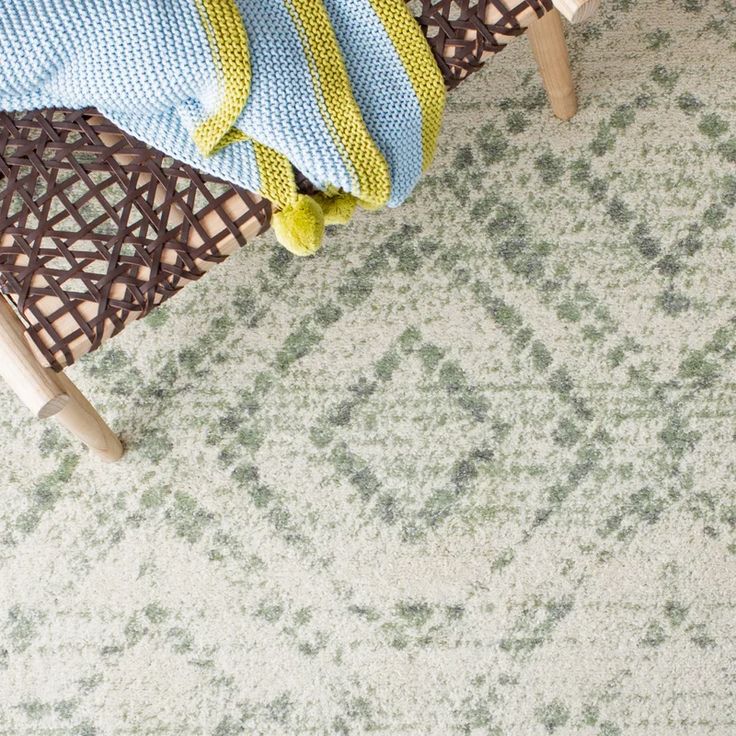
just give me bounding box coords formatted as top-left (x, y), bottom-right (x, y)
top-left (1, 1), bottom-right (735, 734)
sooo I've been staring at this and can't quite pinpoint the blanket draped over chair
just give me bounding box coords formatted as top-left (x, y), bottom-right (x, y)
top-left (0, 0), bottom-right (446, 254)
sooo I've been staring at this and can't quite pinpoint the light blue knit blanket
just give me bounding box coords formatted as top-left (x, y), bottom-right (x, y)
top-left (0, 0), bottom-right (446, 253)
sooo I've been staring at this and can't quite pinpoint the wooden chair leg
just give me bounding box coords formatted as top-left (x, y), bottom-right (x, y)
top-left (0, 297), bottom-right (123, 462)
top-left (528, 9), bottom-right (577, 121)
top-left (52, 372), bottom-right (124, 462)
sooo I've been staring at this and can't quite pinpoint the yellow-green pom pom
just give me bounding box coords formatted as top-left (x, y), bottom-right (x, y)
top-left (272, 195), bottom-right (325, 256)
top-left (313, 191), bottom-right (358, 225)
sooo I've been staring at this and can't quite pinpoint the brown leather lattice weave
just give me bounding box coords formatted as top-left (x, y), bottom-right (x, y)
top-left (415, 0), bottom-right (553, 87)
top-left (0, 0), bottom-right (553, 370)
top-left (0, 111), bottom-right (272, 369)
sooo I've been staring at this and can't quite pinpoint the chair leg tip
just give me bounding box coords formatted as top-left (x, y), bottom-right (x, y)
top-left (97, 437), bottom-right (125, 462)
top-left (549, 96), bottom-right (578, 121)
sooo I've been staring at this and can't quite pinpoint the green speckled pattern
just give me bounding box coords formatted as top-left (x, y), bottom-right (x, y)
top-left (1, 1), bottom-right (735, 733)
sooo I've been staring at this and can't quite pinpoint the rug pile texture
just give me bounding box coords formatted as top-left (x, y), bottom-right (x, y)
top-left (0, 1), bottom-right (735, 733)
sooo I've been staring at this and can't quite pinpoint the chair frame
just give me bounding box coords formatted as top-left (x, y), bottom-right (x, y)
top-left (0, 0), bottom-right (597, 462)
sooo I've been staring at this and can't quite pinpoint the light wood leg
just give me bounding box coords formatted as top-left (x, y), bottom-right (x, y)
top-left (0, 296), bottom-right (123, 462)
top-left (528, 9), bottom-right (577, 121)
top-left (0, 297), bottom-right (67, 418)
top-left (52, 372), bottom-right (124, 462)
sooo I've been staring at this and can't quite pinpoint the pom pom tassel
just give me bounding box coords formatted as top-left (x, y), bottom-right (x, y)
top-left (272, 194), bottom-right (325, 256)
top-left (313, 191), bottom-right (358, 225)
top-left (271, 190), bottom-right (372, 256)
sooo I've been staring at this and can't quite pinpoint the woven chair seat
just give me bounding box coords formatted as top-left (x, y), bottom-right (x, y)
top-left (0, 0), bottom-right (553, 371)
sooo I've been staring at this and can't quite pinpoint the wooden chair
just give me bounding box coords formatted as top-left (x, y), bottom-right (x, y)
top-left (0, 0), bottom-right (598, 462)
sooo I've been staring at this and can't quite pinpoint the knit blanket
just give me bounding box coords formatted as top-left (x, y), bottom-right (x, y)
top-left (0, 0), bottom-right (446, 255)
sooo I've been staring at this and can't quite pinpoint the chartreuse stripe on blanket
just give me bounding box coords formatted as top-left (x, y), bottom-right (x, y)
top-left (191, 0), bottom-right (252, 156)
top-left (284, 0), bottom-right (392, 210)
top-left (366, 0), bottom-right (445, 171)
top-left (0, 0), bottom-right (446, 255)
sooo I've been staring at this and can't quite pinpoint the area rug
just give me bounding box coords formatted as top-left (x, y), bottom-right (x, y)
top-left (1, 1), bottom-right (735, 734)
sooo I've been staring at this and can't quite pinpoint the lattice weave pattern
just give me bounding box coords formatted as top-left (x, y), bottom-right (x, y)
top-left (415, 0), bottom-right (553, 87)
top-left (0, 0), bottom-right (552, 370)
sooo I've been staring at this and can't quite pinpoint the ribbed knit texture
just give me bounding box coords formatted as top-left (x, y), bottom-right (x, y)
top-left (0, 0), bottom-right (446, 243)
